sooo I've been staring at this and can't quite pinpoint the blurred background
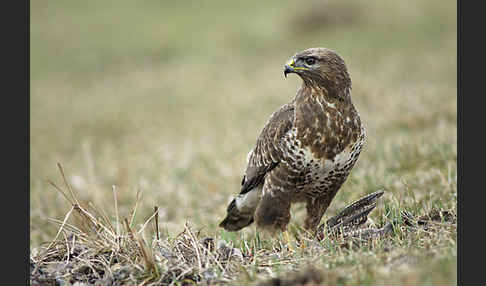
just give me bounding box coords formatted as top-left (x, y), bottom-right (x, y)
top-left (30, 0), bottom-right (456, 246)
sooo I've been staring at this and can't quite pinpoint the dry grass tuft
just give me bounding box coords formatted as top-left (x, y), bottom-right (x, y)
top-left (31, 165), bottom-right (258, 285)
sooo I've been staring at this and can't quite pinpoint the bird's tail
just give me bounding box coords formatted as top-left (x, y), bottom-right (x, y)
top-left (219, 199), bottom-right (255, 231)
top-left (219, 187), bottom-right (261, 231)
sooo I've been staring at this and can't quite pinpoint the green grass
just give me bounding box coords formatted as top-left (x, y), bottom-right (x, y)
top-left (30, 0), bottom-right (456, 285)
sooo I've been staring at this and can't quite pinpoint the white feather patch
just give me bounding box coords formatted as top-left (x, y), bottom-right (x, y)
top-left (235, 186), bottom-right (262, 213)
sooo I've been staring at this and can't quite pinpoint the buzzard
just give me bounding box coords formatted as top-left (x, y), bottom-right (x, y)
top-left (220, 47), bottom-right (365, 234)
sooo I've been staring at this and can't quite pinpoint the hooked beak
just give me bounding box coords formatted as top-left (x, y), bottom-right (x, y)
top-left (283, 58), bottom-right (309, 78)
top-left (284, 65), bottom-right (293, 78)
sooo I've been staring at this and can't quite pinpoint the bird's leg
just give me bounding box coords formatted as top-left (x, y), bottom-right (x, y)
top-left (254, 190), bottom-right (291, 235)
top-left (304, 197), bottom-right (331, 234)
top-left (298, 197), bottom-right (331, 249)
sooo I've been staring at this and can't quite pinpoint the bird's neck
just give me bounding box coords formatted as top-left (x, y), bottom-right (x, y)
top-left (296, 83), bottom-right (352, 109)
top-left (300, 74), bottom-right (350, 102)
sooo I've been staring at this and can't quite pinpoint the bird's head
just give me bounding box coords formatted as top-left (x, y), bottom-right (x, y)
top-left (284, 47), bottom-right (351, 99)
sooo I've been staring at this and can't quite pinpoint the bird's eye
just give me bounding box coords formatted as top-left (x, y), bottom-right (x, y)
top-left (305, 57), bottom-right (316, 65)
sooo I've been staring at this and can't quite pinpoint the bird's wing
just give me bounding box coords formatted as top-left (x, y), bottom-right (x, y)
top-left (240, 103), bottom-right (295, 194)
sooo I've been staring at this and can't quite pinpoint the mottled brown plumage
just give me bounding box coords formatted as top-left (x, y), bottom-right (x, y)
top-left (220, 47), bottom-right (365, 234)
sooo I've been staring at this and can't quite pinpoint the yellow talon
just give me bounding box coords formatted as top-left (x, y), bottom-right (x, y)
top-left (300, 241), bottom-right (307, 250)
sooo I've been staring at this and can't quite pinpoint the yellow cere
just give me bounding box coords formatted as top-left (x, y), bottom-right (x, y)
top-left (287, 58), bottom-right (309, 71)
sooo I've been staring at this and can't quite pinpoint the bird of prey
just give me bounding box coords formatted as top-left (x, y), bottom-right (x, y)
top-left (219, 47), bottom-right (365, 235)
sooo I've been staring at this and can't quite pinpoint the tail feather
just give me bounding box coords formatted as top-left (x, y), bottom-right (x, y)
top-left (318, 190), bottom-right (385, 236)
top-left (219, 199), bottom-right (255, 231)
top-left (219, 187), bottom-right (262, 231)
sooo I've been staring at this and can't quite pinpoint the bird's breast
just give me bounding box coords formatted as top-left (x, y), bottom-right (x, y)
top-left (293, 96), bottom-right (361, 162)
top-left (284, 125), bottom-right (365, 198)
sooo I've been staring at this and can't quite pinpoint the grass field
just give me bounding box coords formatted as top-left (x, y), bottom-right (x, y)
top-left (30, 0), bottom-right (457, 285)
